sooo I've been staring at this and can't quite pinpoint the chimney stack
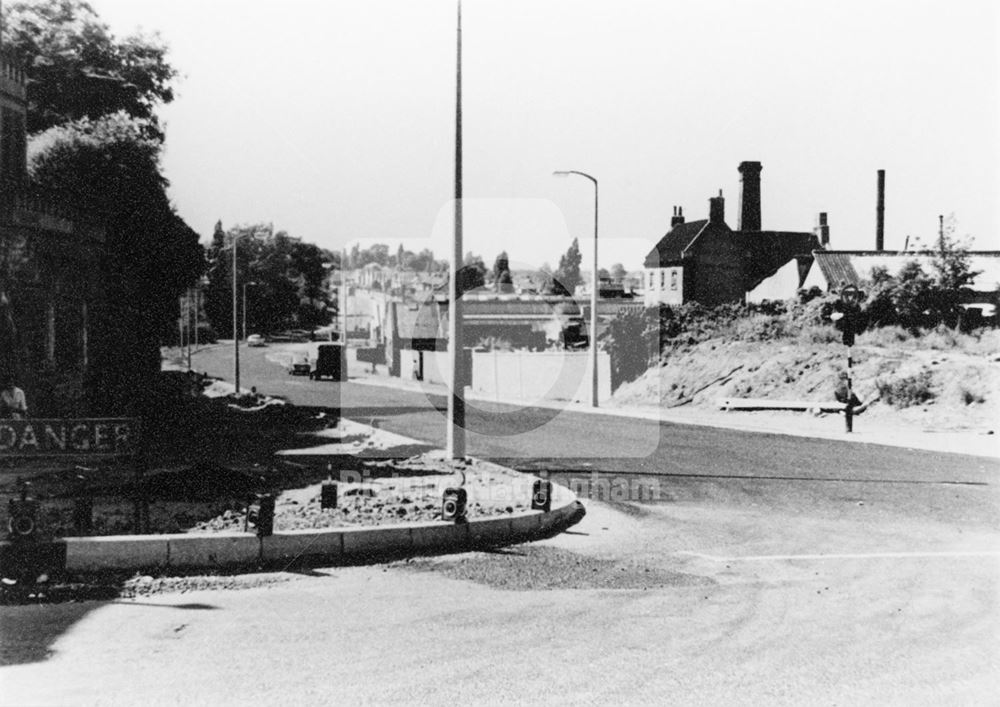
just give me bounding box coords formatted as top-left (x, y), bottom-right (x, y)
top-left (815, 212), bottom-right (830, 247)
top-left (709, 190), bottom-right (725, 225)
top-left (738, 161), bottom-right (762, 232)
top-left (671, 206), bottom-right (685, 227)
top-left (876, 169), bottom-right (885, 251)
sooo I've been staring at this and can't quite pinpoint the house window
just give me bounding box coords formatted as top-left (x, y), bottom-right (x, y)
top-left (648, 271), bottom-right (654, 288)
top-left (670, 271), bottom-right (678, 291)
top-left (660, 270), bottom-right (665, 289)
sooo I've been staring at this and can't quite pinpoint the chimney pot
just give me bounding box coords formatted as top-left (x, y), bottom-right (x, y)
top-left (815, 212), bottom-right (830, 247)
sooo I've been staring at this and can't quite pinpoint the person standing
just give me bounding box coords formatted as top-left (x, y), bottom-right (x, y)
top-left (1, 375), bottom-right (28, 419)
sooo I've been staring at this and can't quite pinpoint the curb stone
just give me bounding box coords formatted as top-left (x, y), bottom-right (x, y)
top-left (0, 423), bottom-right (584, 576)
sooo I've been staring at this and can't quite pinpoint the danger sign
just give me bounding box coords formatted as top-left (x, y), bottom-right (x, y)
top-left (0, 418), bottom-right (138, 457)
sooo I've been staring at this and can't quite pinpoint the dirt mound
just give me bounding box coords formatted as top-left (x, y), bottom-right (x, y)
top-left (610, 331), bottom-right (1000, 433)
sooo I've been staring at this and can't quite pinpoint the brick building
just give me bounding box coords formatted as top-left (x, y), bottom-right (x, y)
top-left (1, 55), bottom-right (106, 415)
top-left (643, 161), bottom-right (822, 307)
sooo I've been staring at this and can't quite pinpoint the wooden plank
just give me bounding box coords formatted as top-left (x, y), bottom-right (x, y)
top-left (717, 398), bottom-right (846, 412)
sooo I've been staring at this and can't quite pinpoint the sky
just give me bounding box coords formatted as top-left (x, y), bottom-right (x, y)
top-left (86, 0), bottom-right (999, 271)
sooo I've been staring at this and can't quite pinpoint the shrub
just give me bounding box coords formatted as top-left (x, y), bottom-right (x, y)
top-left (958, 385), bottom-right (985, 406)
top-left (876, 371), bottom-right (935, 408)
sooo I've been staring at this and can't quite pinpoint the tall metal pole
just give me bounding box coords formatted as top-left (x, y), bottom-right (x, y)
top-left (194, 287), bottom-right (199, 350)
top-left (341, 247), bottom-right (348, 341)
top-left (232, 232), bottom-right (240, 393)
top-left (186, 288), bottom-right (192, 370)
top-left (590, 181), bottom-right (599, 408)
top-left (552, 170), bottom-right (599, 407)
top-left (447, 0), bottom-right (465, 459)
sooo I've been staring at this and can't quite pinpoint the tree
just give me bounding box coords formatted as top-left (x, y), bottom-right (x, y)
top-left (1, 0), bottom-right (178, 138)
top-left (493, 251), bottom-right (513, 292)
top-left (550, 238), bottom-right (582, 295)
top-left (610, 263), bottom-right (628, 283)
top-left (456, 251), bottom-right (486, 293)
top-left (29, 112), bottom-right (203, 412)
top-left (204, 223), bottom-right (335, 336)
top-left (930, 215), bottom-right (981, 326)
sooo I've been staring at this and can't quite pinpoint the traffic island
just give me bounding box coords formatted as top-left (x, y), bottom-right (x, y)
top-left (0, 419), bottom-right (585, 593)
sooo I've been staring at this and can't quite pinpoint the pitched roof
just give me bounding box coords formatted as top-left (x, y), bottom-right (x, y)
top-left (812, 252), bottom-right (860, 289)
top-left (743, 231), bottom-right (823, 291)
top-left (643, 220), bottom-right (709, 267)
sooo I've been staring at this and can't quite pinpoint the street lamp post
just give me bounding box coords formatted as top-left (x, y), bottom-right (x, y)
top-left (553, 169), bottom-right (599, 407)
top-left (232, 231), bottom-right (240, 393)
top-left (242, 281), bottom-right (258, 341)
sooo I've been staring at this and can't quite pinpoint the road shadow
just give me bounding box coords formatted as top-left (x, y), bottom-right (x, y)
top-left (0, 588), bottom-right (219, 667)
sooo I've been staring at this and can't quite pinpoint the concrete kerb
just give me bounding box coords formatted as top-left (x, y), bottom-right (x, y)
top-left (0, 423), bottom-right (584, 576)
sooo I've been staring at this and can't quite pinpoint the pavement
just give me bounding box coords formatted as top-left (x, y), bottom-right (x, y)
top-left (346, 363), bottom-right (1000, 459)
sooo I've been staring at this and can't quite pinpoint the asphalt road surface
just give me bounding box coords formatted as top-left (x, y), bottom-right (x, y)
top-left (1, 344), bottom-right (997, 704)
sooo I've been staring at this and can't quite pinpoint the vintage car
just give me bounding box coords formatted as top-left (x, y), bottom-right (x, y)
top-left (288, 356), bottom-right (311, 376)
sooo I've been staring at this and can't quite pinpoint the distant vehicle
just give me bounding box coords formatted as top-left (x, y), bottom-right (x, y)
top-left (289, 357), bottom-right (311, 376)
top-left (309, 343), bottom-right (345, 381)
top-left (247, 334), bottom-right (266, 347)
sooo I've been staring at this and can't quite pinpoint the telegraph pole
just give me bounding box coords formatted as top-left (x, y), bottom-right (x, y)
top-left (447, 0), bottom-right (465, 459)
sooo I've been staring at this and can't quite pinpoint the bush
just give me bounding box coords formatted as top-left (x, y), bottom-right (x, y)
top-left (876, 370), bottom-right (935, 409)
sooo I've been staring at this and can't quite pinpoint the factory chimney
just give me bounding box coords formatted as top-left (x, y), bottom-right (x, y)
top-left (876, 169), bottom-right (885, 251)
top-left (738, 161), bottom-right (762, 232)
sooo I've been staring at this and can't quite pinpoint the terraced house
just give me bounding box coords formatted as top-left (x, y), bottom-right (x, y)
top-left (644, 161), bottom-right (823, 307)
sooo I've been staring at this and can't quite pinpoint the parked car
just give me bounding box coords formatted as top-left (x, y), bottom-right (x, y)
top-left (247, 334), bottom-right (266, 347)
top-left (289, 355), bottom-right (311, 376)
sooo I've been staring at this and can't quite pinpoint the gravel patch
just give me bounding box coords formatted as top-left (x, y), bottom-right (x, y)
top-left (400, 545), bottom-right (714, 591)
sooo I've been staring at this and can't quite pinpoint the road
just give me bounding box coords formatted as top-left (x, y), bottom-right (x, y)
top-left (1, 344), bottom-right (997, 704)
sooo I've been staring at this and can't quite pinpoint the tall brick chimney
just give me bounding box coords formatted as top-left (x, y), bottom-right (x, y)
top-left (815, 212), bottom-right (830, 247)
top-left (671, 206), bottom-right (685, 227)
top-left (738, 161), bottom-right (762, 232)
top-left (708, 190), bottom-right (725, 225)
top-left (876, 169), bottom-right (885, 251)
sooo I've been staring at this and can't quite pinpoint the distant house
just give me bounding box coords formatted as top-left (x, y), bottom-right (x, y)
top-left (644, 161), bottom-right (824, 307)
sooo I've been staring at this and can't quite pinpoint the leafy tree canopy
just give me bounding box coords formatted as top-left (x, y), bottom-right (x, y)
top-left (1, 0), bottom-right (177, 137)
top-left (28, 111), bottom-right (203, 412)
top-left (204, 223), bottom-right (336, 336)
top-left (551, 238), bottom-right (582, 295)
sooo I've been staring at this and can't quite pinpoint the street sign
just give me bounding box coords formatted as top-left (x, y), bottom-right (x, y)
top-left (0, 418), bottom-right (138, 457)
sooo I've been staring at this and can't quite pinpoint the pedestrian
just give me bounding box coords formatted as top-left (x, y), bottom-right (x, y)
top-left (1, 374), bottom-right (28, 419)
top-left (833, 371), bottom-right (877, 415)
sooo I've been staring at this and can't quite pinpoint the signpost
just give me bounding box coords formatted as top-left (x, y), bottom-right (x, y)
top-left (833, 285), bottom-right (863, 433)
top-left (0, 418), bottom-right (145, 533)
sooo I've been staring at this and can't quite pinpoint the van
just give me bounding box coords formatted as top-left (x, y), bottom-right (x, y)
top-left (309, 343), bottom-right (345, 381)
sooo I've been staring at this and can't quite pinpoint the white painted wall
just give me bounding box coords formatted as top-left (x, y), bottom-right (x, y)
top-left (643, 267), bottom-right (684, 306)
top-left (471, 350), bottom-right (612, 404)
top-left (747, 259), bottom-right (801, 302)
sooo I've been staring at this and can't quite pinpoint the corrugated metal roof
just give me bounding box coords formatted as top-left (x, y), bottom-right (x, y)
top-left (813, 252), bottom-right (860, 289)
top-left (814, 251), bottom-right (1000, 291)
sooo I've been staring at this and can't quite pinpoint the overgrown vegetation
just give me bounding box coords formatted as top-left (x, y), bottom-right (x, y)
top-left (876, 371), bottom-right (935, 409)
